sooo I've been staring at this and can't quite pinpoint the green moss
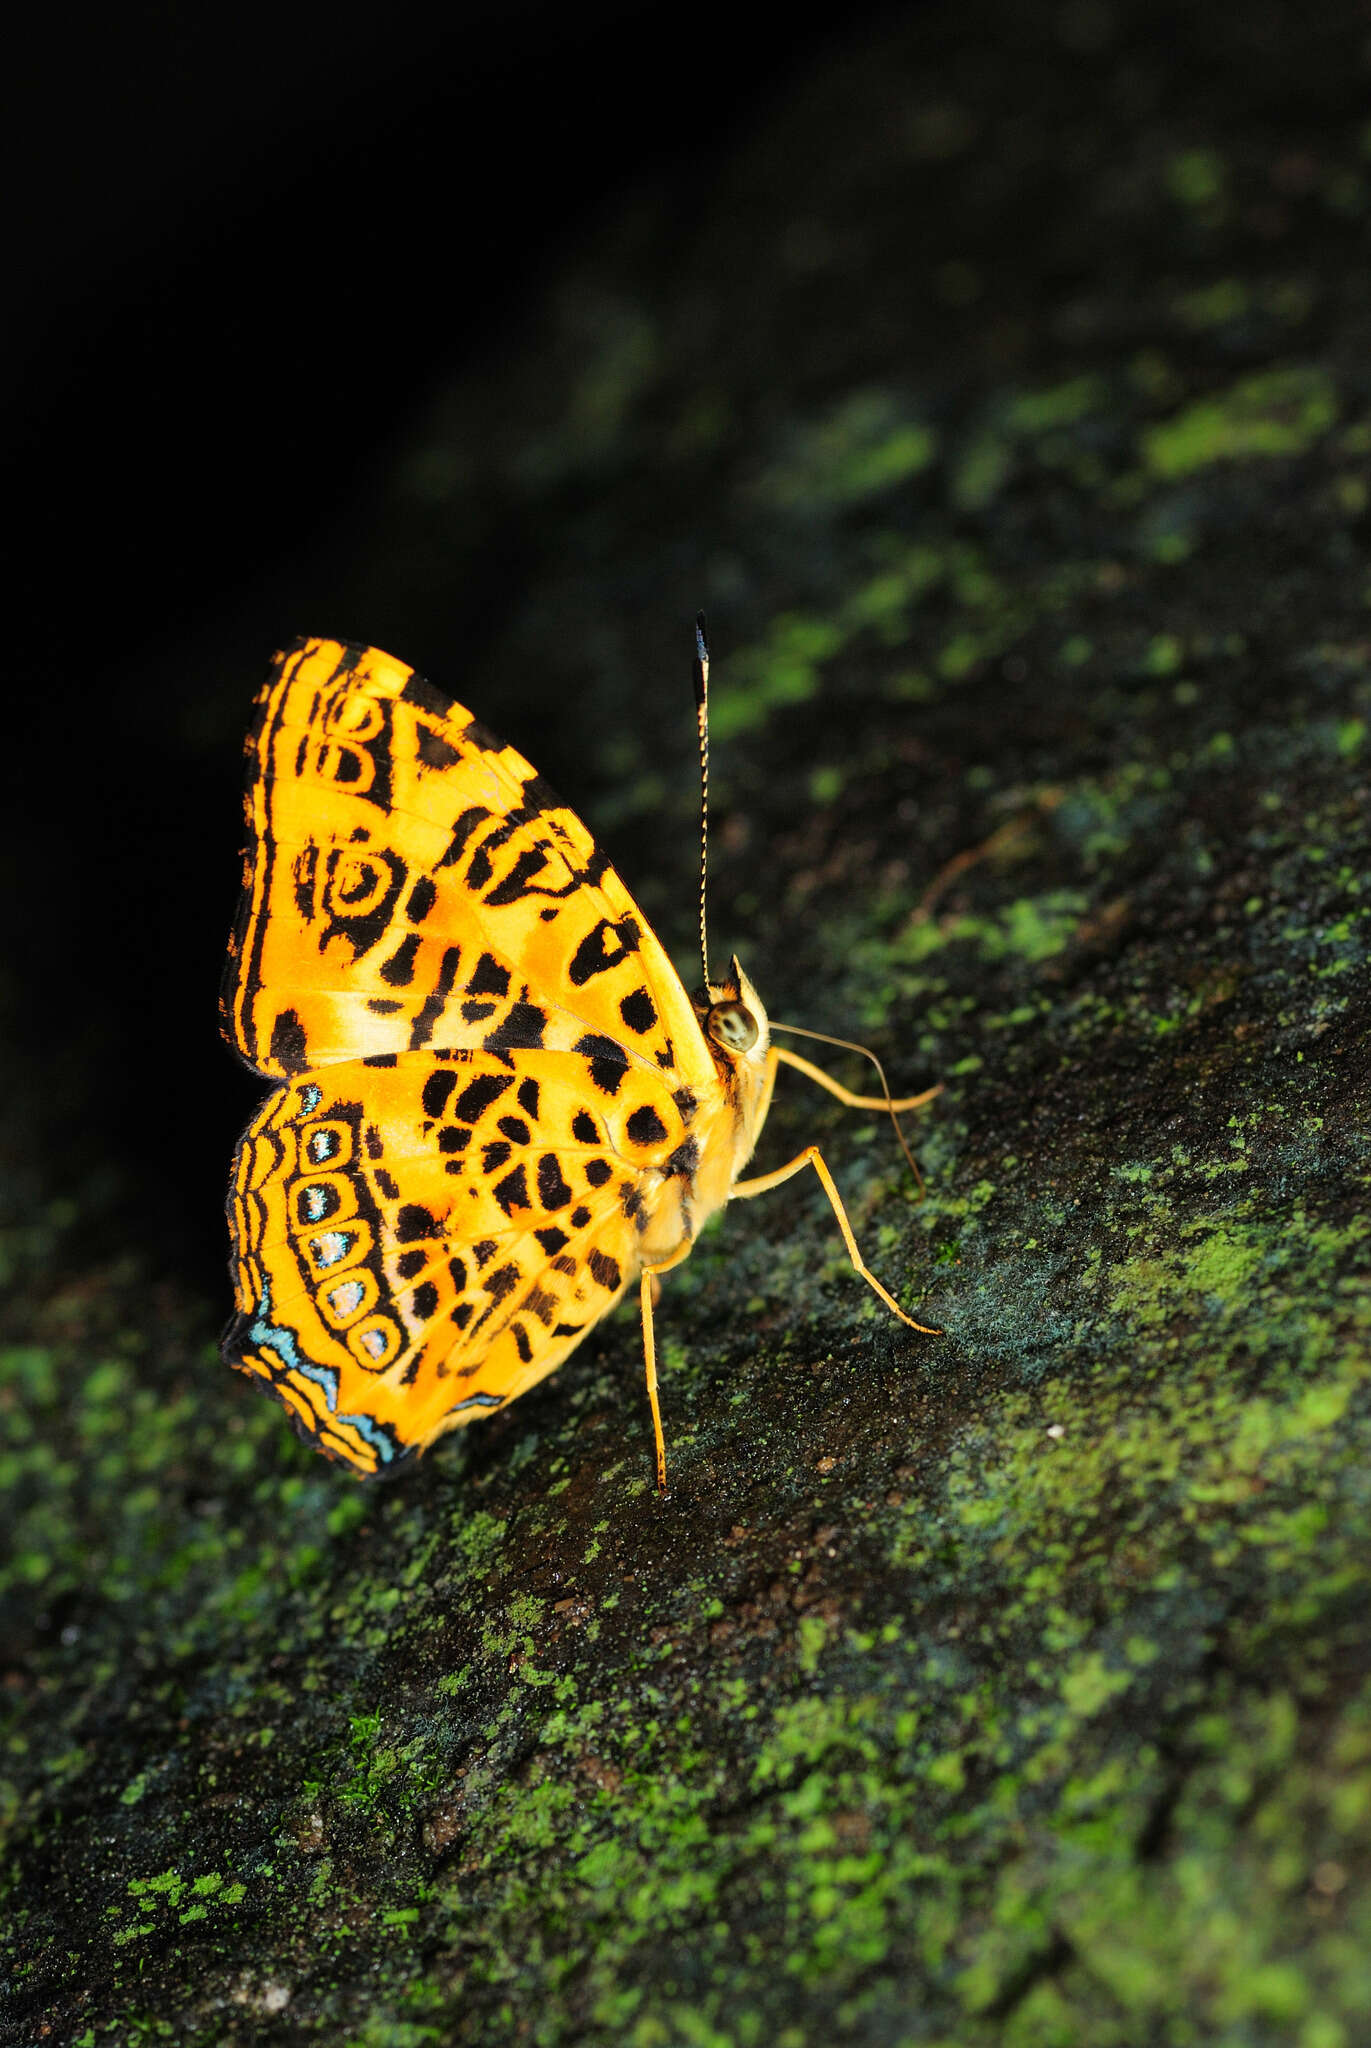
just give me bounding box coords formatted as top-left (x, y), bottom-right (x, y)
top-left (1172, 277), bottom-right (1251, 328)
top-left (1140, 366), bottom-right (1339, 477)
top-left (751, 389), bottom-right (938, 511)
top-left (1165, 146), bottom-right (1228, 209)
top-left (1005, 376), bottom-right (1108, 436)
top-left (712, 613), bottom-right (845, 738)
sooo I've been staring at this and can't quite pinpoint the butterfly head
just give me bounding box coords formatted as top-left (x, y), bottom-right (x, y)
top-left (698, 954), bottom-right (771, 1081)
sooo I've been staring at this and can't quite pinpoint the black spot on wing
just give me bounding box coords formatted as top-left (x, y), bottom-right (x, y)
top-left (422, 1071), bottom-right (458, 1118)
top-left (626, 1104), bottom-right (669, 1146)
top-left (523, 1286), bottom-right (557, 1328)
top-left (406, 876), bottom-right (437, 923)
top-left (672, 1088), bottom-right (698, 1124)
top-left (520, 771), bottom-right (562, 813)
top-left (396, 1204), bottom-right (441, 1241)
top-left (409, 944), bottom-right (462, 1049)
top-left (537, 1154), bottom-right (572, 1210)
top-left (471, 1261), bottom-right (520, 1333)
top-left (380, 932), bottom-right (422, 986)
top-left (439, 1126), bottom-right (469, 1153)
top-left (416, 725), bottom-right (461, 770)
top-left (363, 1052), bottom-right (398, 1067)
top-left (467, 952), bottom-right (511, 998)
top-left (460, 715), bottom-right (505, 755)
top-left (484, 1002), bottom-right (548, 1052)
top-left (568, 914), bottom-right (641, 986)
top-left (483, 848), bottom-right (548, 905)
top-left (493, 1164), bottom-right (531, 1215)
top-left (575, 1033), bottom-right (628, 1096)
top-left (411, 1282), bottom-right (439, 1320)
top-left (396, 1249), bottom-right (427, 1280)
top-left (572, 1110), bottom-right (598, 1144)
top-left (400, 671), bottom-right (454, 715)
top-left (437, 807), bottom-right (494, 869)
top-left (584, 1159), bottom-right (612, 1188)
top-left (620, 1182), bottom-right (648, 1231)
top-left (269, 1009), bottom-right (308, 1075)
top-left (534, 1226), bottom-right (569, 1254)
top-left (497, 1115), bottom-right (530, 1144)
top-left (517, 1078), bottom-right (540, 1119)
top-left (290, 842), bottom-right (318, 924)
top-left (619, 987), bottom-right (658, 1035)
top-left (472, 1239), bottom-right (497, 1268)
top-left (588, 1250), bottom-right (621, 1290)
top-left (455, 1073), bottom-right (514, 1122)
top-left (481, 1141), bottom-right (512, 1173)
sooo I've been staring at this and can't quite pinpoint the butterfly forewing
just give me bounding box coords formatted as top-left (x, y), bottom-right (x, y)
top-left (221, 637), bottom-right (713, 1091)
top-left (221, 637), bottom-right (722, 1473)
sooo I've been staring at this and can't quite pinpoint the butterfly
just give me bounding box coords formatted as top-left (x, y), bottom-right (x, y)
top-left (220, 630), bottom-right (939, 1487)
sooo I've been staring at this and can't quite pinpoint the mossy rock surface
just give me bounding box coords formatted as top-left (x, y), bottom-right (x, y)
top-left (5, 4), bottom-right (1371, 2043)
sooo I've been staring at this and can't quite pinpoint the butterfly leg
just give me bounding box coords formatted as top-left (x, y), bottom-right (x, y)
top-left (730, 1147), bottom-right (942, 1335)
top-left (638, 1272), bottom-right (668, 1496)
top-left (773, 1044), bottom-right (942, 1113)
top-left (638, 1244), bottom-right (695, 1495)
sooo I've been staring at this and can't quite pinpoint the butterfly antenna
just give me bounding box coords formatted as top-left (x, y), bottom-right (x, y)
top-left (694, 611), bottom-right (712, 993)
top-left (769, 1020), bottom-right (930, 1198)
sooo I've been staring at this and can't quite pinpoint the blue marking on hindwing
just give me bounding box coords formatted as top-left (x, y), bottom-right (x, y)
top-left (334, 1407), bottom-right (401, 1463)
top-left (453, 1392), bottom-right (503, 1412)
top-left (249, 1286), bottom-right (339, 1409)
top-left (249, 1284), bottom-right (399, 1465)
top-left (300, 1084), bottom-right (322, 1113)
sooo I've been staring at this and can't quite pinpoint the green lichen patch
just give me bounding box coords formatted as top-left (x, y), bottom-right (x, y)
top-left (750, 388), bottom-right (939, 513)
top-left (1140, 366), bottom-right (1340, 479)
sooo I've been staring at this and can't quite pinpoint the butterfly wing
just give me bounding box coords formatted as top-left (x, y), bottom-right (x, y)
top-left (225, 1047), bottom-right (703, 1473)
top-left (221, 636), bottom-right (715, 1093)
top-left (221, 637), bottom-right (724, 1474)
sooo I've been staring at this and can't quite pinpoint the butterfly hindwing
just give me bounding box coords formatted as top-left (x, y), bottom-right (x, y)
top-left (221, 637), bottom-right (714, 1098)
top-left (226, 1045), bottom-right (705, 1472)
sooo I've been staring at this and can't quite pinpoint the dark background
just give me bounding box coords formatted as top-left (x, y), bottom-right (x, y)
top-left (3, 1), bottom-right (899, 1295)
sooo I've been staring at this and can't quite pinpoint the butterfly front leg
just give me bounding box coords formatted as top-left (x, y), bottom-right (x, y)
top-left (729, 1147), bottom-right (941, 1337)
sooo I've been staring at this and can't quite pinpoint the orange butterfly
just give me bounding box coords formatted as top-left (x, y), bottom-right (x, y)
top-left (221, 631), bottom-right (938, 1485)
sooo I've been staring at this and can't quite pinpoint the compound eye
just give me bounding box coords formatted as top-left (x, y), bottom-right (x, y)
top-left (706, 1001), bottom-right (759, 1053)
